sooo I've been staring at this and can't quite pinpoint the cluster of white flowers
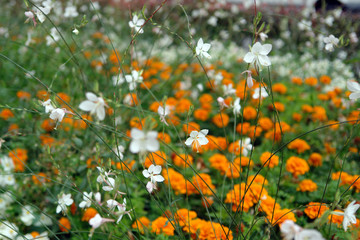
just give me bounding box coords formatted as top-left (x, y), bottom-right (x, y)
top-left (0, 156), bottom-right (16, 187)
top-left (42, 99), bottom-right (69, 127)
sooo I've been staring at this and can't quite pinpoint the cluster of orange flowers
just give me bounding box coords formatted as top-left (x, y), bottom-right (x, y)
top-left (132, 209), bottom-right (233, 239)
top-left (332, 171), bottom-right (360, 192)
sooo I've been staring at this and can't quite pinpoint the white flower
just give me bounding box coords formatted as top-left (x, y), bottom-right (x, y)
top-left (25, 11), bottom-right (36, 26)
top-left (347, 80), bottom-right (360, 100)
top-left (79, 92), bottom-right (107, 121)
top-left (333, 200), bottom-right (360, 231)
top-left (64, 5), bottom-right (78, 18)
top-left (34, 213), bottom-right (52, 226)
top-left (113, 145), bottom-right (125, 160)
top-left (280, 220), bottom-right (302, 240)
top-left (94, 192), bottom-right (101, 204)
top-left (1, 156), bottom-right (14, 172)
top-left (242, 70), bottom-right (254, 88)
top-left (35, 6), bottom-right (51, 23)
top-left (233, 98), bottom-right (241, 116)
top-left (324, 35), bottom-right (339, 52)
top-left (244, 42), bottom-right (272, 69)
top-left (223, 84), bottom-right (236, 96)
top-left (143, 164), bottom-right (165, 193)
top-left (158, 106), bottom-right (170, 125)
top-left (116, 198), bottom-right (132, 223)
top-left (72, 28), bottom-right (79, 35)
top-left (185, 129), bottom-right (209, 152)
top-left (42, 99), bottom-right (55, 113)
top-left (79, 192), bottom-right (93, 208)
top-left (0, 221), bottom-right (18, 240)
top-left (207, 16), bottom-right (218, 26)
top-left (46, 27), bottom-right (60, 46)
top-left (20, 205), bottom-right (35, 226)
top-left (89, 214), bottom-right (114, 229)
top-left (217, 97), bottom-right (228, 110)
top-left (112, 74), bottom-right (125, 86)
top-left (252, 87), bottom-right (269, 99)
top-left (1, 174), bottom-right (16, 186)
top-left (280, 220), bottom-right (324, 240)
top-left (125, 70), bottom-right (143, 90)
top-left (129, 128), bottom-right (159, 154)
top-left (106, 199), bottom-right (119, 212)
top-left (129, 15), bottom-right (145, 34)
top-left (96, 167), bottom-right (116, 192)
top-left (49, 108), bottom-right (66, 122)
top-left (196, 38), bottom-right (211, 59)
top-left (239, 138), bottom-right (252, 156)
top-left (56, 193), bottom-right (73, 214)
top-left (259, 32), bottom-right (268, 41)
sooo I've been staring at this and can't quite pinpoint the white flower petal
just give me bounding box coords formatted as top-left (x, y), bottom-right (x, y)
top-left (79, 101), bottom-right (96, 111)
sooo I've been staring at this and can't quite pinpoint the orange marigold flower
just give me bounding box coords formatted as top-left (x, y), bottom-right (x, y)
top-left (74, 115), bottom-right (92, 130)
top-left (132, 216), bottom-right (150, 234)
top-left (317, 93), bottom-right (329, 101)
top-left (32, 172), bottom-right (49, 185)
top-left (297, 179), bottom-right (317, 192)
top-left (308, 153), bottom-right (322, 167)
top-left (198, 221), bottom-right (233, 240)
top-left (301, 105), bottom-right (313, 113)
top-left (311, 106), bottom-right (328, 122)
top-left (216, 137), bottom-right (227, 151)
top-left (286, 156), bottom-right (309, 177)
top-left (0, 109), bottom-right (14, 120)
top-left (173, 154), bottom-right (193, 168)
top-left (247, 174), bottom-right (268, 186)
top-left (291, 77), bottom-right (302, 85)
top-left (267, 208), bottom-right (296, 226)
top-left (328, 210), bottom-right (344, 226)
top-left (158, 132), bottom-right (171, 144)
top-left (8, 124), bottom-right (19, 133)
top-left (8, 148), bottom-right (28, 172)
top-left (287, 139), bottom-right (311, 154)
top-left (243, 106), bottom-right (257, 120)
top-left (59, 217), bottom-right (71, 232)
top-left (163, 168), bottom-right (189, 195)
top-left (258, 118), bottom-right (273, 131)
top-left (320, 75), bottom-right (331, 84)
top-left (247, 125), bottom-right (263, 139)
top-left (234, 156), bottom-right (253, 168)
top-left (40, 134), bottom-right (56, 147)
top-left (292, 113), bottom-right (302, 122)
top-left (81, 207), bottom-right (98, 222)
top-left (328, 120), bottom-right (339, 130)
top-left (176, 98), bottom-right (192, 114)
top-left (191, 173), bottom-right (216, 196)
top-left (199, 94), bottom-right (213, 105)
top-left (304, 202), bottom-right (329, 219)
top-left (268, 102), bottom-right (285, 112)
top-left (16, 90), bottom-right (31, 100)
top-left (144, 151), bottom-right (166, 168)
top-left (272, 83), bottom-right (287, 94)
top-left (225, 183), bottom-right (255, 212)
top-left (324, 142), bottom-right (336, 154)
top-left (175, 209), bottom-right (197, 227)
top-left (194, 109), bottom-right (210, 121)
top-left (304, 77), bottom-right (318, 86)
top-left (236, 122), bottom-right (251, 135)
top-left (116, 160), bottom-right (135, 172)
top-left (212, 113), bottom-right (229, 128)
top-left (260, 152), bottom-right (279, 168)
top-left (57, 92), bottom-right (71, 104)
top-left (151, 216), bottom-right (175, 236)
top-left (36, 90), bottom-right (50, 100)
top-left (259, 195), bottom-right (281, 216)
top-left (41, 119), bottom-right (55, 132)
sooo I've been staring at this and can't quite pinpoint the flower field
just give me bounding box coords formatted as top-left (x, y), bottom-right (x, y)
top-left (1, 0), bottom-right (360, 239)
